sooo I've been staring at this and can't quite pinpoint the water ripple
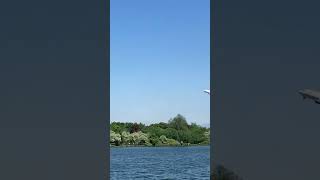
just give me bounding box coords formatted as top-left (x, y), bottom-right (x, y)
top-left (111, 146), bottom-right (210, 180)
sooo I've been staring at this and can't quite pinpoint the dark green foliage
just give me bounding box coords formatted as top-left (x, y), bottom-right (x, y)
top-left (129, 123), bottom-right (141, 133)
top-left (168, 114), bottom-right (189, 131)
top-left (144, 125), bottom-right (164, 137)
top-left (149, 134), bottom-right (160, 146)
top-left (157, 122), bottom-right (168, 129)
top-left (110, 123), bottom-right (117, 133)
top-left (163, 128), bottom-right (179, 140)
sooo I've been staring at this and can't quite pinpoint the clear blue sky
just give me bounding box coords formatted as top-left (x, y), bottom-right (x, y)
top-left (110, 0), bottom-right (210, 126)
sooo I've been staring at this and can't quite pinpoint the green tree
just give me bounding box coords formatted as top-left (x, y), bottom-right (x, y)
top-left (159, 135), bottom-right (168, 144)
top-left (178, 130), bottom-right (191, 144)
top-left (204, 131), bottom-right (210, 143)
top-left (137, 131), bottom-right (150, 146)
top-left (121, 131), bottom-right (131, 145)
top-left (110, 130), bottom-right (121, 146)
top-left (166, 138), bottom-right (180, 146)
top-left (164, 128), bottom-right (179, 141)
top-left (130, 132), bottom-right (139, 145)
top-left (149, 133), bottom-right (160, 146)
top-left (110, 122), bottom-right (123, 134)
top-left (144, 125), bottom-right (163, 137)
top-left (168, 114), bottom-right (189, 131)
top-left (124, 123), bottom-right (133, 132)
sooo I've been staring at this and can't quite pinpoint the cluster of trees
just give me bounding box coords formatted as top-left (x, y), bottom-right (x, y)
top-left (110, 114), bottom-right (210, 147)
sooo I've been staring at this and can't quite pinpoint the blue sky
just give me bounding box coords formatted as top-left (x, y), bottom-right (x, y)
top-left (110, 0), bottom-right (210, 126)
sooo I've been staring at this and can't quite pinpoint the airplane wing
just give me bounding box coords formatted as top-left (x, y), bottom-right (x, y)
top-left (203, 90), bottom-right (210, 94)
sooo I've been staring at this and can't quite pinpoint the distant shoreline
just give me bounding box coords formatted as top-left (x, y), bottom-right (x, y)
top-left (110, 144), bottom-right (210, 148)
top-left (110, 115), bottom-right (210, 147)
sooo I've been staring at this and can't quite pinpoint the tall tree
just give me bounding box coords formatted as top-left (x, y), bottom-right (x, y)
top-left (129, 123), bottom-right (141, 133)
top-left (168, 114), bottom-right (189, 131)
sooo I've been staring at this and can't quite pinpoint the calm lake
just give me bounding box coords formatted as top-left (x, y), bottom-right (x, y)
top-left (110, 146), bottom-right (210, 180)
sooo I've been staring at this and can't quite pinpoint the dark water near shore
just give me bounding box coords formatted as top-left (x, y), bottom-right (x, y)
top-left (110, 146), bottom-right (210, 180)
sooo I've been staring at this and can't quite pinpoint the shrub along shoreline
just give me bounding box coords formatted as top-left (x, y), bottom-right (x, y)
top-left (110, 114), bottom-right (210, 147)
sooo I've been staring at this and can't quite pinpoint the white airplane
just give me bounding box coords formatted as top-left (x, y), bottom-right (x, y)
top-left (203, 90), bottom-right (210, 95)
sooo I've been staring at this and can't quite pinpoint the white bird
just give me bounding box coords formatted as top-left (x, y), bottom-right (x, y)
top-left (203, 90), bottom-right (210, 94)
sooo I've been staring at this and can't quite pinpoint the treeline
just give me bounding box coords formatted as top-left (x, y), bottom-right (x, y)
top-left (110, 114), bottom-right (210, 147)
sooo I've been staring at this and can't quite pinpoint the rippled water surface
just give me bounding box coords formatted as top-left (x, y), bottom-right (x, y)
top-left (111, 146), bottom-right (210, 180)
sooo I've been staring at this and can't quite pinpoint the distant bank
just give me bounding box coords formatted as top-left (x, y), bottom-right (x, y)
top-left (110, 114), bottom-right (210, 147)
top-left (110, 144), bottom-right (210, 148)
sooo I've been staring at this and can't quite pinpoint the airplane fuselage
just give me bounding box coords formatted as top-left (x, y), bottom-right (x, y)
top-left (298, 89), bottom-right (320, 104)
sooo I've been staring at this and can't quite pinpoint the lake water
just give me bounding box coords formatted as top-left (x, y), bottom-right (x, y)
top-left (110, 146), bottom-right (210, 180)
